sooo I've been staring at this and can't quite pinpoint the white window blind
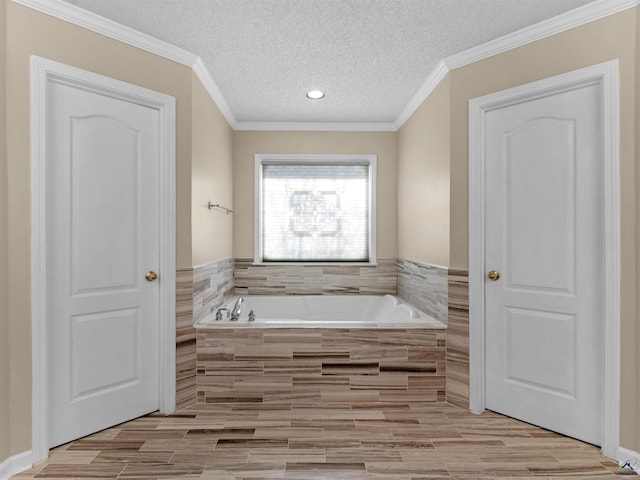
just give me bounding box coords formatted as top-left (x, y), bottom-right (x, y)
top-left (259, 159), bottom-right (373, 262)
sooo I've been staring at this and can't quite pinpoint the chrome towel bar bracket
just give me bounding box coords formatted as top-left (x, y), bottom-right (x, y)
top-left (207, 202), bottom-right (235, 214)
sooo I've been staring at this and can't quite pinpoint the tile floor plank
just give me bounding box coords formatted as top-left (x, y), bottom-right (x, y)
top-left (12, 403), bottom-right (633, 479)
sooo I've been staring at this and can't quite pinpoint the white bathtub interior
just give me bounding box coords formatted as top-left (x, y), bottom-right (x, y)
top-left (199, 294), bottom-right (445, 328)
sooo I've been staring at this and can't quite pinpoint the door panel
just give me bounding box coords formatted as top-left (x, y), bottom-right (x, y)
top-left (484, 82), bottom-right (604, 445)
top-left (70, 115), bottom-right (139, 294)
top-left (71, 308), bottom-right (140, 400)
top-left (505, 308), bottom-right (576, 396)
top-left (505, 118), bottom-right (576, 293)
top-left (47, 79), bottom-right (160, 448)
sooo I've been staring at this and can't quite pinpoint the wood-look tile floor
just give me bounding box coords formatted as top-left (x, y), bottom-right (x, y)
top-left (13, 403), bottom-right (635, 479)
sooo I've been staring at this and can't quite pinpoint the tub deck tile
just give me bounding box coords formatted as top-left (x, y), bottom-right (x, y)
top-left (233, 376), bottom-right (293, 389)
top-left (263, 360), bottom-right (322, 375)
top-left (263, 389), bottom-right (322, 403)
top-left (292, 375), bottom-right (350, 387)
top-left (350, 346), bottom-right (408, 362)
top-left (322, 390), bottom-right (381, 403)
top-left (379, 362), bottom-right (438, 374)
top-left (321, 362), bottom-right (380, 375)
top-left (292, 349), bottom-right (351, 360)
top-left (234, 346), bottom-right (293, 360)
top-left (349, 375), bottom-right (407, 390)
top-left (264, 332), bottom-right (322, 344)
top-left (204, 393), bottom-right (264, 404)
top-left (321, 330), bottom-right (381, 348)
top-left (197, 328), bottom-right (446, 406)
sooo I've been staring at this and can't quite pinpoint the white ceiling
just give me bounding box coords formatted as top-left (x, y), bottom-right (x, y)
top-left (64, 0), bottom-right (595, 124)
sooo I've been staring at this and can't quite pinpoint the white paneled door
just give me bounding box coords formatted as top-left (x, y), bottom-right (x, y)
top-left (483, 81), bottom-right (604, 445)
top-left (46, 77), bottom-right (161, 447)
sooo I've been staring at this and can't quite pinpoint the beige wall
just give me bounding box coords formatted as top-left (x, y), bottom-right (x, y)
top-left (6, 3), bottom-right (194, 272)
top-left (449, 9), bottom-right (637, 270)
top-left (3, 1), bottom-right (229, 458)
top-left (232, 131), bottom-right (398, 259)
top-left (191, 72), bottom-right (234, 266)
top-left (0, 0), bottom-right (9, 464)
top-left (447, 8), bottom-right (639, 451)
top-left (2, 0), bottom-right (639, 463)
top-left (397, 76), bottom-right (450, 267)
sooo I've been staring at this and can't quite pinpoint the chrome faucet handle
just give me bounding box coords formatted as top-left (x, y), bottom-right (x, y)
top-left (215, 307), bottom-right (228, 321)
top-left (248, 309), bottom-right (256, 322)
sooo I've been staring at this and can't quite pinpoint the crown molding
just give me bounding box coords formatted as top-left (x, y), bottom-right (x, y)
top-left (394, 60), bottom-right (449, 128)
top-left (445, 0), bottom-right (640, 70)
top-left (395, 0), bottom-right (640, 129)
top-left (10, 0), bottom-right (238, 127)
top-left (10, 0), bottom-right (198, 67)
top-left (233, 121), bottom-right (398, 132)
top-left (11, 0), bottom-right (640, 132)
top-left (192, 58), bottom-right (237, 128)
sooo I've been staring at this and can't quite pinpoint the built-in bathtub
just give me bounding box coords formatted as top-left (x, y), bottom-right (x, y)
top-left (199, 294), bottom-right (445, 329)
top-left (195, 294), bottom-right (447, 405)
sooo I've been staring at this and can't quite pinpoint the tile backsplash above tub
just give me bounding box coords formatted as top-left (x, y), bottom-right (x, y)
top-left (193, 258), bottom-right (235, 324)
top-left (397, 259), bottom-right (448, 325)
top-left (234, 258), bottom-right (397, 296)
top-left (233, 258), bottom-right (448, 325)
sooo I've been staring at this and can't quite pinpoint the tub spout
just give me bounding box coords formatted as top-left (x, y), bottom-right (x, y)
top-left (231, 297), bottom-right (244, 321)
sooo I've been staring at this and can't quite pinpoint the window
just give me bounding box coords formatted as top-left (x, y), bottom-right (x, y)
top-left (255, 154), bottom-right (376, 263)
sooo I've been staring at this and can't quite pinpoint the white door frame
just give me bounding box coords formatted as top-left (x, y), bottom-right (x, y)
top-left (30, 56), bottom-right (177, 462)
top-left (468, 60), bottom-right (620, 459)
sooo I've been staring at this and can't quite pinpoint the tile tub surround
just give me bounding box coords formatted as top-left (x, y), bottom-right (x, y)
top-left (176, 258), bottom-right (235, 409)
top-left (193, 258), bottom-right (234, 324)
top-left (234, 258), bottom-right (397, 295)
top-left (176, 268), bottom-right (196, 409)
top-left (446, 269), bottom-right (469, 408)
top-left (397, 258), bottom-right (448, 324)
top-left (196, 327), bottom-right (446, 405)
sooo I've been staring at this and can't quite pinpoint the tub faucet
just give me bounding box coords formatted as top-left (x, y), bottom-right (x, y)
top-left (231, 297), bottom-right (244, 321)
top-left (215, 307), bottom-right (228, 321)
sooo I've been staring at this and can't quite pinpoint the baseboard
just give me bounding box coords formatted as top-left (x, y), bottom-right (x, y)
top-left (0, 450), bottom-right (33, 480)
top-left (617, 447), bottom-right (640, 473)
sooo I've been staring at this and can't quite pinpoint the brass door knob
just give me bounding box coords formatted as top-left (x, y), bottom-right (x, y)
top-left (145, 271), bottom-right (158, 282)
top-left (487, 270), bottom-right (500, 281)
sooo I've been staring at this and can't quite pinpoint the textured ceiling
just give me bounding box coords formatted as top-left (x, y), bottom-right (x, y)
top-left (64, 0), bottom-right (595, 124)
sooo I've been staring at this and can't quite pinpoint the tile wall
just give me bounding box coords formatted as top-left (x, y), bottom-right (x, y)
top-left (196, 327), bottom-right (447, 404)
top-left (175, 268), bottom-right (196, 409)
top-left (179, 259), bottom-right (470, 411)
top-left (397, 259), bottom-right (448, 324)
top-left (175, 258), bottom-right (235, 409)
top-left (445, 269), bottom-right (469, 408)
top-left (193, 258), bottom-right (235, 324)
top-left (234, 258), bottom-right (397, 295)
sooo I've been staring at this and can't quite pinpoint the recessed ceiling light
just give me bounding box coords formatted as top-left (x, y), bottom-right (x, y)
top-left (306, 90), bottom-right (325, 100)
